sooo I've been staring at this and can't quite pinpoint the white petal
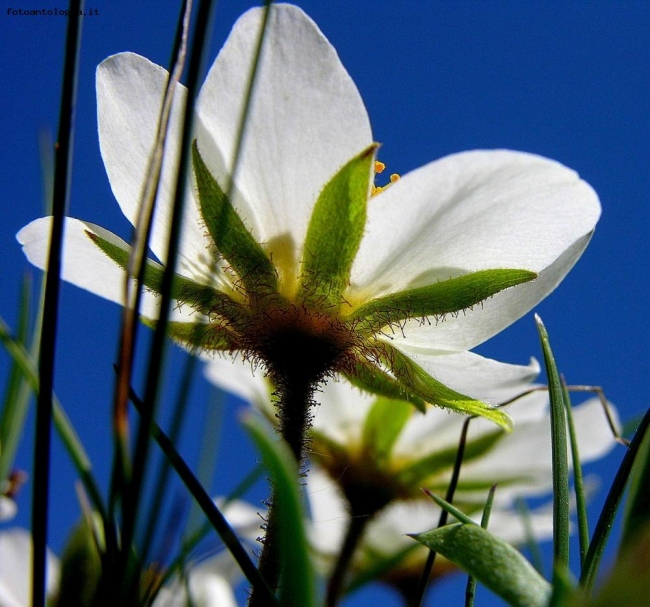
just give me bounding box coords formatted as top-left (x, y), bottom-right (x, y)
top-left (307, 468), bottom-right (349, 556)
top-left (0, 529), bottom-right (59, 606)
top-left (351, 150), bottom-right (600, 351)
top-left (97, 53), bottom-right (221, 287)
top-left (17, 217), bottom-right (198, 323)
top-left (196, 4), bottom-right (372, 270)
top-left (0, 498), bottom-right (17, 522)
top-left (310, 380), bottom-right (376, 447)
top-left (202, 356), bottom-right (271, 413)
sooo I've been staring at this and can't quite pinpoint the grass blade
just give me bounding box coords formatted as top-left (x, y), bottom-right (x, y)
top-left (535, 315), bottom-right (570, 579)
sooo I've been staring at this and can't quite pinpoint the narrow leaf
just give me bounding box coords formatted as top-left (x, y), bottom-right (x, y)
top-left (385, 345), bottom-right (513, 430)
top-left (300, 144), bottom-right (378, 308)
top-left (580, 405), bottom-right (650, 591)
top-left (244, 415), bottom-right (315, 607)
top-left (536, 315), bottom-right (570, 579)
top-left (348, 269), bottom-right (537, 333)
top-left (411, 524), bottom-right (551, 607)
top-left (622, 412), bottom-right (650, 547)
top-left (191, 141), bottom-right (277, 295)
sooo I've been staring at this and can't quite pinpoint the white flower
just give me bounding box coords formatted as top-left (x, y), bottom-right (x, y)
top-left (17, 4), bottom-right (600, 428)
top-left (300, 364), bottom-right (618, 587)
top-left (0, 528), bottom-right (59, 607)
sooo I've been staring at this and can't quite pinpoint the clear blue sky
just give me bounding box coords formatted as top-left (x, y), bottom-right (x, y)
top-left (1, 1), bottom-right (649, 605)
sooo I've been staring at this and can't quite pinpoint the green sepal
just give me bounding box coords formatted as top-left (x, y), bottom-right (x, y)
top-left (144, 320), bottom-right (239, 352)
top-left (299, 144), bottom-right (378, 309)
top-left (343, 358), bottom-right (426, 412)
top-left (384, 345), bottom-right (514, 431)
top-left (86, 230), bottom-right (244, 322)
top-left (536, 315), bottom-right (570, 577)
top-left (191, 141), bottom-right (278, 296)
top-left (348, 269), bottom-right (537, 333)
top-left (361, 397), bottom-right (413, 464)
top-left (410, 524), bottom-right (551, 607)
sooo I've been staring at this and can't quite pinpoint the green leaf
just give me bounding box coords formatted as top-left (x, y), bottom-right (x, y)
top-left (411, 523), bottom-right (551, 607)
top-left (536, 315), bottom-right (570, 579)
top-left (347, 269), bottom-right (537, 333)
top-left (361, 397), bottom-right (412, 463)
top-left (86, 229), bottom-right (244, 321)
top-left (344, 358), bottom-right (426, 412)
top-left (244, 415), bottom-right (315, 607)
top-left (191, 141), bottom-right (278, 296)
top-left (385, 345), bottom-right (513, 431)
top-left (299, 144), bottom-right (378, 308)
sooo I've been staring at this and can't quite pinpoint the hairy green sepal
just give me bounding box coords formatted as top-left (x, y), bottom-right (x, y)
top-left (385, 345), bottom-right (513, 430)
top-left (86, 230), bottom-right (243, 323)
top-left (411, 524), bottom-right (551, 607)
top-left (344, 360), bottom-right (426, 412)
top-left (191, 141), bottom-right (278, 296)
top-left (348, 269), bottom-right (537, 332)
top-left (300, 144), bottom-right (378, 308)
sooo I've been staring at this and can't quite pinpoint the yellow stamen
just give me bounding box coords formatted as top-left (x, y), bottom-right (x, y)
top-left (372, 161), bottom-right (401, 196)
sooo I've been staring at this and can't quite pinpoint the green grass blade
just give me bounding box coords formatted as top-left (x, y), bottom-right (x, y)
top-left (0, 315), bottom-right (105, 519)
top-left (244, 414), bottom-right (315, 607)
top-left (580, 405), bottom-right (650, 591)
top-left (563, 384), bottom-right (589, 569)
top-left (535, 315), bottom-right (570, 579)
top-left (465, 484), bottom-right (497, 607)
top-left (127, 388), bottom-right (278, 605)
top-left (621, 411), bottom-right (650, 548)
top-left (0, 276), bottom-right (34, 483)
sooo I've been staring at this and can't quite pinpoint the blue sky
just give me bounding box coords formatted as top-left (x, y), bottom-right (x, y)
top-left (1, 1), bottom-right (649, 605)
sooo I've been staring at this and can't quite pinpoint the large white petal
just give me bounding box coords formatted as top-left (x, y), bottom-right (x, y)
top-left (97, 53), bottom-right (222, 288)
top-left (196, 4), bottom-right (372, 271)
top-left (350, 150), bottom-right (600, 351)
top-left (17, 217), bottom-right (198, 324)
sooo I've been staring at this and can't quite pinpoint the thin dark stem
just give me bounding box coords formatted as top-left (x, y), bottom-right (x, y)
top-left (326, 515), bottom-right (369, 607)
top-left (31, 3), bottom-right (83, 607)
top-left (412, 417), bottom-right (471, 607)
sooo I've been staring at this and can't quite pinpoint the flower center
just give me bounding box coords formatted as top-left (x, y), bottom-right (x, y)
top-left (242, 302), bottom-right (359, 385)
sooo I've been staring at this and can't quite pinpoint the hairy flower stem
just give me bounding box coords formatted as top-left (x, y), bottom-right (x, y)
top-left (249, 372), bottom-right (315, 606)
top-left (326, 514), bottom-right (370, 607)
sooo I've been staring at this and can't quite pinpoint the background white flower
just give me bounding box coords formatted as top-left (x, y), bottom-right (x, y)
top-left (0, 528), bottom-right (59, 607)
